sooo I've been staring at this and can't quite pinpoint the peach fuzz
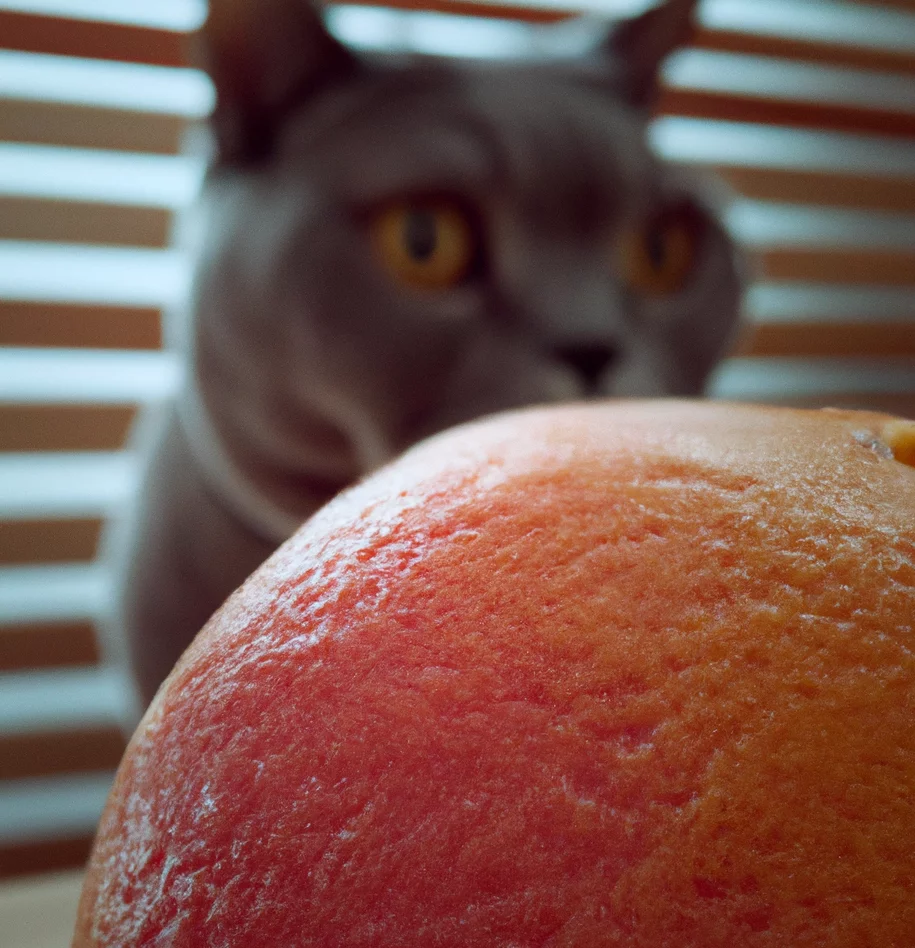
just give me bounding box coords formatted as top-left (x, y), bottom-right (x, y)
top-left (75, 401), bottom-right (915, 947)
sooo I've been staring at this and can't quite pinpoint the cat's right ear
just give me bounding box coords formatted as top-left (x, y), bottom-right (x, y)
top-left (194, 0), bottom-right (358, 162)
top-left (600, 0), bottom-right (697, 110)
top-left (540, 0), bottom-right (697, 112)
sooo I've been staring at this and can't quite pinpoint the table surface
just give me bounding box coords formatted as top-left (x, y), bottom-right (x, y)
top-left (0, 870), bottom-right (83, 948)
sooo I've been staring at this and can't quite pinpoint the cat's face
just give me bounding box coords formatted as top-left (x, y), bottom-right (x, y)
top-left (184, 1), bottom-right (743, 528)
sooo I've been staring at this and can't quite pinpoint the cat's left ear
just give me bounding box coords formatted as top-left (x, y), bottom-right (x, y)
top-left (557, 0), bottom-right (696, 111)
top-left (604, 0), bottom-right (697, 109)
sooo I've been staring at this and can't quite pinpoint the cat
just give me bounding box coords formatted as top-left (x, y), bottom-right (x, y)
top-left (110, 0), bottom-right (744, 712)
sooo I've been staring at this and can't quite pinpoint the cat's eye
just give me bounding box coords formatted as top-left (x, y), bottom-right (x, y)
top-left (370, 201), bottom-right (475, 290)
top-left (617, 206), bottom-right (699, 296)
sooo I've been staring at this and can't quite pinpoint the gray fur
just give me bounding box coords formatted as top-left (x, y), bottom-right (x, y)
top-left (114, 0), bottom-right (743, 709)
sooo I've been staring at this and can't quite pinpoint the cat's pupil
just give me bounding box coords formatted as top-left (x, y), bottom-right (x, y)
top-left (646, 227), bottom-right (667, 269)
top-left (404, 210), bottom-right (437, 261)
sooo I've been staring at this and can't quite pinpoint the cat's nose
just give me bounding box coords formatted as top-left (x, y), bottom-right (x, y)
top-left (554, 343), bottom-right (618, 391)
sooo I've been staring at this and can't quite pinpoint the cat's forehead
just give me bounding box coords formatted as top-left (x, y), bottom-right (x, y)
top-left (276, 60), bottom-right (660, 223)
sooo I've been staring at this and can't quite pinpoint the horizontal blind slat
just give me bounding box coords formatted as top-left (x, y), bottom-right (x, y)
top-left (0, 728), bottom-right (125, 782)
top-left (0, 242), bottom-right (189, 307)
top-left (0, 9), bottom-right (187, 67)
top-left (692, 27), bottom-right (915, 76)
top-left (716, 167), bottom-right (915, 212)
top-left (727, 202), bottom-right (915, 249)
top-left (0, 452), bottom-right (137, 520)
top-left (759, 249), bottom-right (915, 286)
top-left (0, 143), bottom-right (204, 207)
top-left (0, 520), bottom-right (101, 565)
top-left (0, 349), bottom-right (178, 403)
top-left (0, 197), bottom-right (170, 246)
top-left (710, 356), bottom-right (915, 401)
top-left (0, 49), bottom-right (212, 115)
top-left (0, 666), bottom-right (129, 736)
top-left (0, 836), bottom-right (93, 879)
top-left (0, 302), bottom-right (161, 349)
top-left (0, 622), bottom-right (99, 672)
top-left (651, 117), bottom-right (915, 175)
top-left (742, 322), bottom-right (915, 359)
top-left (658, 88), bottom-right (915, 138)
top-left (0, 405), bottom-right (135, 452)
top-left (746, 283), bottom-right (915, 322)
top-left (0, 771), bottom-right (116, 845)
top-left (664, 48), bottom-right (915, 113)
top-left (0, 564), bottom-right (110, 624)
top-left (0, 0), bottom-right (205, 30)
top-left (0, 99), bottom-right (184, 154)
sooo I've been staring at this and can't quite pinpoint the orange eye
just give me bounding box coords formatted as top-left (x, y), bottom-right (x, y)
top-left (371, 202), bottom-right (475, 290)
top-left (617, 207), bottom-right (699, 296)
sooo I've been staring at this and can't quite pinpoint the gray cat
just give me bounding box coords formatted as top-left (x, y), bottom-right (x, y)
top-left (112, 0), bottom-right (743, 711)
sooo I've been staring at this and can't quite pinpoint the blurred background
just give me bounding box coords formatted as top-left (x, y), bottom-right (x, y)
top-left (0, 0), bottom-right (913, 918)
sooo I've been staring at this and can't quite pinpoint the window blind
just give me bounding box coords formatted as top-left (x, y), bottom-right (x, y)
top-left (1, 0), bottom-right (913, 878)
